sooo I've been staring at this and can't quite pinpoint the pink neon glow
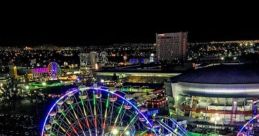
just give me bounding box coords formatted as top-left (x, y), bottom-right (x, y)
top-left (32, 67), bottom-right (48, 74)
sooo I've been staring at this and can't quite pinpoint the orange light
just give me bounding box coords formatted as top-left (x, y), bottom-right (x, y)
top-left (95, 63), bottom-right (99, 70)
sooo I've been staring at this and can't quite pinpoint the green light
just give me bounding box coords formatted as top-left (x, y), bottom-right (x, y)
top-left (80, 99), bottom-right (84, 106)
top-left (114, 101), bottom-right (124, 125)
top-left (70, 104), bottom-right (74, 110)
top-left (25, 85), bottom-right (29, 90)
top-left (170, 111), bottom-right (173, 116)
top-left (124, 130), bottom-right (130, 135)
top-left (106, 94), bottom-right (110, 108)
top-left (61, 111), bottom-right (72, 124)
top-left (93, 91), bottom-right (97, 124)
top-left (118, 102), bottom-right (124, 114)
top-left (61, 112), bottom-right (66, 117)
top-left (122, 115), bottom-right (137, 135)
top-left (93, 92), bottom-right (96, 105)
top-left (42, 82), bottom-right (47, 86)
top-left (54, 121), bottom-right (66, 133)
top-left (139, 130), bottom-right (147, 135)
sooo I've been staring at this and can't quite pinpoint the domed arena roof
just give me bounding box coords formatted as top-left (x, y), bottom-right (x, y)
top-left (171, 64), bottom-right (259, 84)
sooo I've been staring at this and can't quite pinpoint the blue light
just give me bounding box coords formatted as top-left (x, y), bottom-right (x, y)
top-left (237, 114), bottom-right (259, 135)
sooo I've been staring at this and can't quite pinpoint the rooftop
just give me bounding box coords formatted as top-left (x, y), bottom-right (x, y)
top-left (171, 63), bottom-right (259, 84)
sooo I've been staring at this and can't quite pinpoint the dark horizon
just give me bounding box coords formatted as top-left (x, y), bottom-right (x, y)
top-left (1, 4), bottom-right (259, 46)
top-left (1, 30), bottom-right (259, 47)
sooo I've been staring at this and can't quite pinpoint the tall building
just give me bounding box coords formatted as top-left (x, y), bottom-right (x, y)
top-left (79, 52), bottom-right (99, 69)
top-left (156, 32), bottom-right (188, 62)
top-left (79, 53), bottom-right (89, 67)
top-left (9, 65), bottom-right (18, 78)
top-left (89, 51), bottom-right (98, 69)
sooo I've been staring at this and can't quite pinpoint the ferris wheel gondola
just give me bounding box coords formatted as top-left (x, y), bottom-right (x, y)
top-left (41, 86), bottom-right (154, 136)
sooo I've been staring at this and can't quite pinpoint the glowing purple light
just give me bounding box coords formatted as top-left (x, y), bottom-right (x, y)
top-left (32, 67), bottom-right (48, 74)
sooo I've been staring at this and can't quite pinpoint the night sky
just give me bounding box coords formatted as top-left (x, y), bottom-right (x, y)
top-left (0, 3), bottom-right (259, 46)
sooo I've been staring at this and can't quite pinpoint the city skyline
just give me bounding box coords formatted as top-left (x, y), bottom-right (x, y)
top-left (1, 3), bottom-right (259, 135)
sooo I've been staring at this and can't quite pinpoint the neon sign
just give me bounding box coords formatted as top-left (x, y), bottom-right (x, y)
top-left (31, 62), bottom-right (61, 79)
top-left (32, 67), bottom-right (48, 74)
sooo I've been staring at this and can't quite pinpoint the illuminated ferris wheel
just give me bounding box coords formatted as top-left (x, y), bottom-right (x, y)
top-left (48, 62), bottom-right (61, 79)
top-left (237, 114), bottom-right (259, 136)
top-left (151, 116), bottom-right (188, 136)
top-left (41, 85), bottom-right (153, 136)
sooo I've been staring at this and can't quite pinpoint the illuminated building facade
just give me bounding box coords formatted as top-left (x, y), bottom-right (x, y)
top-left (170, 64), bottom-right (259, 127)
top-left (79, 53), bottom-right (89, 67)
top-left (89, 51), bottom-right (98, 69)
top-left (156, 32), bottom-right (188, 61)
top-left (9, 65), bottom-right (18, 78)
